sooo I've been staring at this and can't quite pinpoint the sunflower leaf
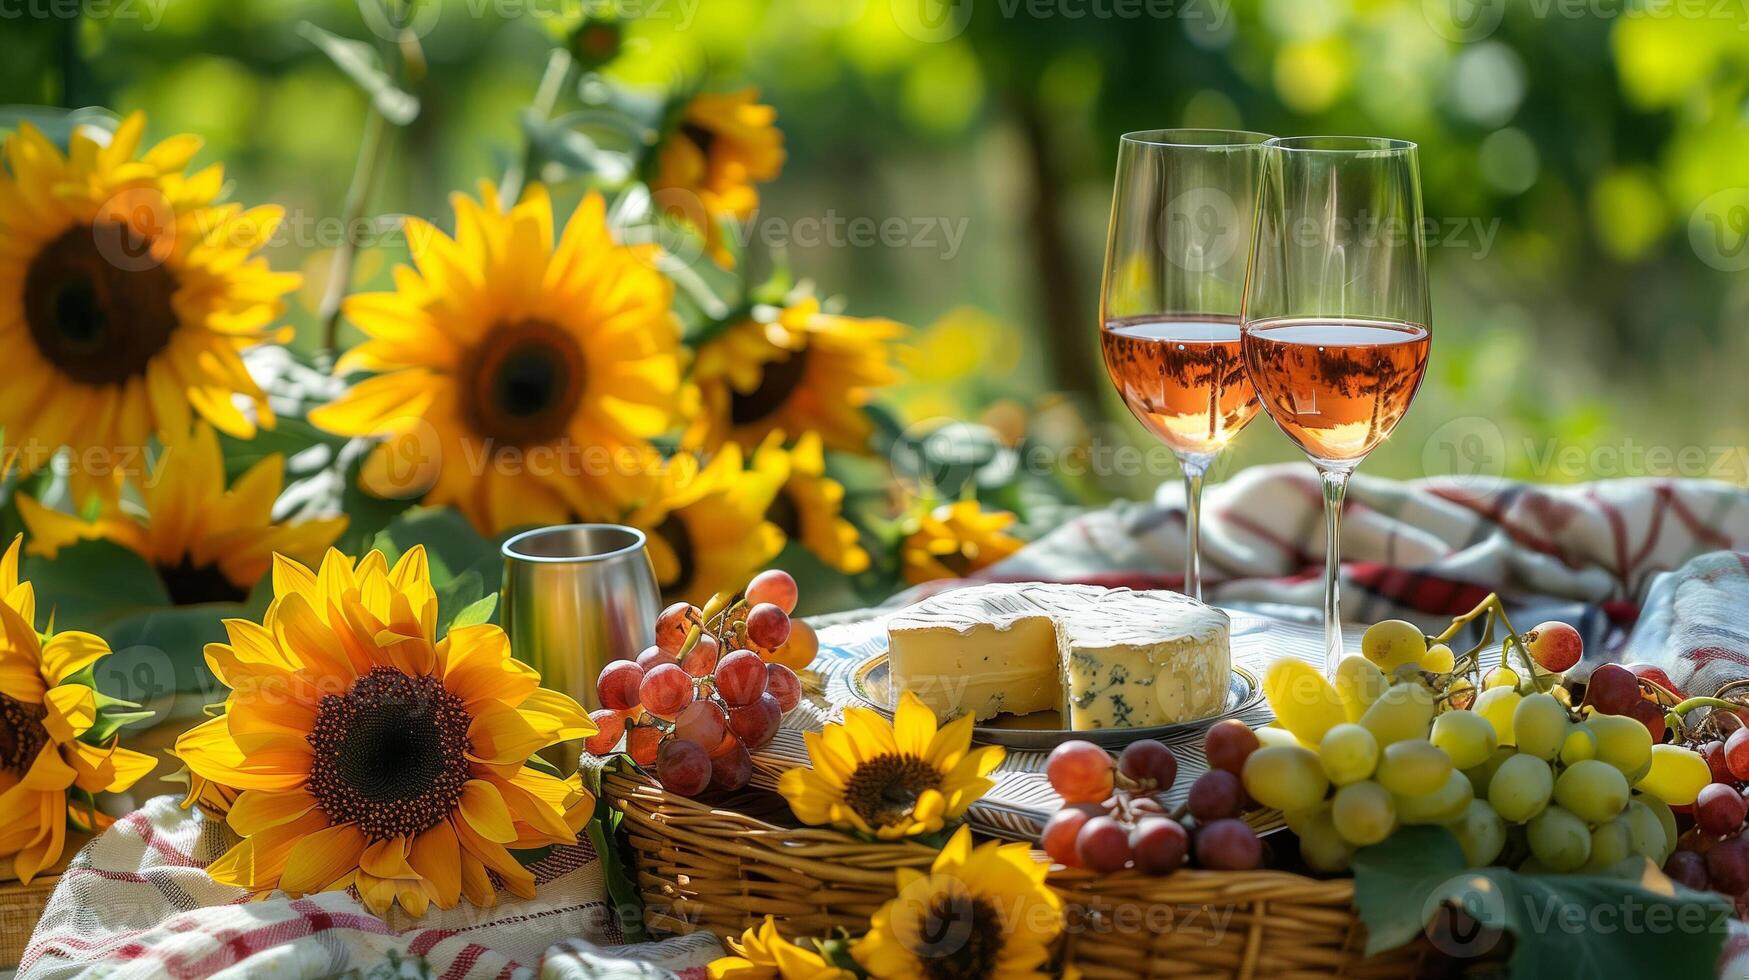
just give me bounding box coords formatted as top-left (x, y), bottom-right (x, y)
top-left (524, 752), bottom-right (563, 778)
top-left (508, 843), bottom-right (555, 866)
top-left (521, 111), bottom-right (635, 183)
top-left (447, 593), bottom-right (498, 629)
top-left (1352, 826), bottom-right (1733, 976)
top-left (81, 707), bottom-right (155, 746)
top-left (588, 786), bottom-right (648, 944)
top-left (297, 23), bottom-right (420, 126)
top-left (370, 507), bottom-right (501, 588)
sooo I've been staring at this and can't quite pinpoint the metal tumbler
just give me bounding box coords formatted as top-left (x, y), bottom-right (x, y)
top-left (501, 524), bottom-right (662, 711)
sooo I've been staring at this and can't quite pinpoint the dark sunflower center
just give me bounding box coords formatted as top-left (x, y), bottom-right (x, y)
top-left (158, 556), bottom-right (248, 606)
top-left (22, 222), bottom-right (180, 385)
top-left (933, 547), bottom-right (975, 579)
top-left (654, 516), bottom-right (697, 600)
top-left (729, 348), bottom-right (810, 427)
top-left (681, 122), bottom-right (718, 158)
top-left (842, 753), bottom-right (942, 829)
top-left (462, 319), bottom-right (586, 448)
top-left (0, 695), bottom-right (49, 773)
top-left (766, 489), bottom-right (802, 539)
top-left (307, 667), bottom-right (472, 841)
top-left (910, 892), bottom-right (1005, 980)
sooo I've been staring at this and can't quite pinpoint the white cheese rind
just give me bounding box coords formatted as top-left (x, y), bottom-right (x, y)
top-left (886, 583), bottom-right (1231, 730)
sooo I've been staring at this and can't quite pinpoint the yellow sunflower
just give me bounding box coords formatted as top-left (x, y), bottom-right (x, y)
top-left (708, 916), bottom-right (854, 980)
top-left (17, 422), bottom-right (347, 605)
top-left (901, 500), bottom-right (1024, 585)
top-left (752, 431), bottom-right (868, 574)
top-left (627, 445), bottom-right (786, 606)
top-left (0, 535), bottom-right (157, 882)
top-left (648, 88), bottom-right (785, 267)
top-left (0, 112), bottom-right (299, 502)
top-left (309, 183), bottom-right (681, 536)
top-left (174, 546), bottom-right (595, 917)
top-left (778, 691), bottom-right (1002, 840)
top-left (851, 825), bottom-right (1062, 980)
top-left (687, 297), bottom-right (903, 454)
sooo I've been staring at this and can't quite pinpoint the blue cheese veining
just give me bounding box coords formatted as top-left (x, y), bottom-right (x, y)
top-left (885, 583), bottom-right (1230, 729)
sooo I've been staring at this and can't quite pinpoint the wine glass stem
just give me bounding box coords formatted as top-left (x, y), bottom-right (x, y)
top-left (1180, 456), bottom-right (1209, 602)
top-left (1318, 466), bottom-right (1350, 676)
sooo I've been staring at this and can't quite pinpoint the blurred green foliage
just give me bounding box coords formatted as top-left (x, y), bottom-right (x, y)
top-left (5, 0), bottom-right (1749, 498)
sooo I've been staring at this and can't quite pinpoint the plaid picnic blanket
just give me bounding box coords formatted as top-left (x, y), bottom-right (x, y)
top-left (18, 795), bottom-right (722, 979)
top-left (979, 463), bottom-right (1749, 692)
top-left (23, 463), bottom-right (1749, 977)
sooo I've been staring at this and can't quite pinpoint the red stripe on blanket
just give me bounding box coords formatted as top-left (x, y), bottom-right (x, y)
top-left (409, 927), bottom-right (455, 957)
top-left (1588, 487), bottom-right (1632, 596)
top-left (1346, 563), bottom-right (1494, 617)
top-left (439, 942), bottom-right (492, 980)
top-left (119, 810), bottom-right (205, 868)
top-left (1214, 507), bottom-right (1312, 568)
top-left (1427, 486), bottom-right (1569, 562)
top-left (163, 900), bottom-right (397, 978)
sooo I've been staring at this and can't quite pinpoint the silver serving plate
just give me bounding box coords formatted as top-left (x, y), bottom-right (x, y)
top-left (849, 654), bottom-right (1262, 750)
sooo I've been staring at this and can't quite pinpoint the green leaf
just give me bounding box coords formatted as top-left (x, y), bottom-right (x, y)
top-left (524, 752), bottom-right (563, 778)
top-left (446, 592), bottom-right (498, 629)
top-left (370, 507), bottom-right (501, 584)
top-left (297, 23), bottom-right (420, 126)
top-left (101, 605), bottom-right (239, 700)
top-left (1350, 825), bottom-right (1470, 954)
top-left (522, 111), bottom-right (638, 182)
top-left (81, 706), bottom-right (156, 745)
top-left (508, 843), bottom-right (556, 866)
top-left (1352, 827), bottom-right (1733, 978)
top-left (23, 539), bottom-right (169, 629)
top-left (588, 791), bottom-right (647, 943)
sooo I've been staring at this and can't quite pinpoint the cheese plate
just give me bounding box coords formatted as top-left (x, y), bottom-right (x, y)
top-left (848, 652), bottom-right (1262, 750)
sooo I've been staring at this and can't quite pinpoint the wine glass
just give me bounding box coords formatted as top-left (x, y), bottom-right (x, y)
top-left (1240, 136), bottom-right (1432, 675)
top-left (1099, 129), bottom-right (1272, 601)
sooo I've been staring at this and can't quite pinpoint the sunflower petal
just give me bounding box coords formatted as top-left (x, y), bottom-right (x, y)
top-left (458, 779), bottom-right (517, 843)
top-left (279, 821), bottom-right (367, 895)
top-left (37, 631), bottom-right (109, 686)
top-left (466, 701), bottom-right (550, 765)
top-left (226, 788), bottom-right (318, 837)
top-left (205, 809), bottom-right (330, 891)
top-left (409, 821), bottom-right (461, 909)
top-left (41, 683), bottom-right (95, 742)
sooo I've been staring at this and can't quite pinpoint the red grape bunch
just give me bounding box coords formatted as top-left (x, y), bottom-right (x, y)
top-left (1653, 685), bottom-right (1749, 915)
top-left (1038, 723), bottom-right (1265, 875)
top-left (584, 569), bottom-right (809, 797)
top-left (1560, 653), bottom-right (1749, 918)
top-left (1581, 660), bottom-right (1685, 742)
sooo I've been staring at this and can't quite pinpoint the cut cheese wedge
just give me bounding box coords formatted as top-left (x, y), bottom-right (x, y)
top-left (885, 583), bottom-right (1230, 729)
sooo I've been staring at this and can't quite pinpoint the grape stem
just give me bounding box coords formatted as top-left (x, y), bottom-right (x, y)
top-left (1666, 696), bottom-right (1741, 737)
top-left (677, 590), bottom-right (748, 660)
top-left (1426, 593), bottom-right (1560, 699)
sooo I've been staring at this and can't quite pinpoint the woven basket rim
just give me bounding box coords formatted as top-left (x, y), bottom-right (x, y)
top-left (603, 762), bottom-right (1425, 979)
top-left (603, 766), bottom-right (939, 854)
top-left (603, 765), bottom-right (1360, 897)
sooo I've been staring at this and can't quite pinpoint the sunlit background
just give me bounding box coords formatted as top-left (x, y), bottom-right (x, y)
top-left (8, 0), bottom-right (1749, 502)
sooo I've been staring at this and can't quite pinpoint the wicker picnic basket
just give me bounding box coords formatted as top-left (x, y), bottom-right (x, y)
top-left (602, 766), bottom-right (1426, 979)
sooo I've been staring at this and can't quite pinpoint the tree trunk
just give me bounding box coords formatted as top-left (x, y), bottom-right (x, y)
top-left (1012, 92), bottom-right (1096, 401)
